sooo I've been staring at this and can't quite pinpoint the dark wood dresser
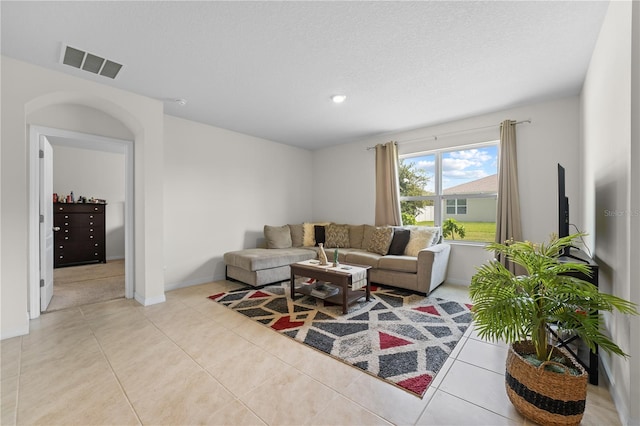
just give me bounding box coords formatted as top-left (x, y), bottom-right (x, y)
top-left (54, 203), bottom-right (106, 268)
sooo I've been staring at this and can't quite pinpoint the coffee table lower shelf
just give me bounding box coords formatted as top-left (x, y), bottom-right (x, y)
top-left (293, 284), bottom-right (367, 306)
top-left (289, 262), bottom-right (371, 314)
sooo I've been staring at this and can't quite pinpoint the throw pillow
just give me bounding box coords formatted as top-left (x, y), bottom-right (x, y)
top-left (404, 228), bottom-right (436, 257)
top-left (388, 228), bottom-right (411, 255)
top-left (264, 225), bottom-right (292, 249)
top-left (302, 222), bottom-right (330, 246)
top-left (361, 224), bottom-right (377, 250)
top-left (288, 223), bottom-right (304, 247)
top-left (314, 225), bottom-right (326, 246)
top-left (365, 226), bottom-right (394, 256)
top-left (348, 224), bottom-right (365, 249)
top-left (325, 224), bottom-right (350, 248)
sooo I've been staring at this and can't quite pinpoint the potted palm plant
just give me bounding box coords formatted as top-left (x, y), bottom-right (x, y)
top-left (469, 233), bottom-right (638, 426)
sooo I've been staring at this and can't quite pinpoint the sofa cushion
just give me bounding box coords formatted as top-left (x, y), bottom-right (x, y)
top-left (404, 228), bottom-right (437, 257)
top-left (344, 250), bottom-right (383, 268)
top-left (388, 228), bottom-right (410, 255)
top-left (325, 224), bottom-right (350, 248)
top-left (365, 226), bottom-right (394, 256)
top-left (288, 223), bottom-right (304, 247)
top-left (378, 255), bottom-right (418, 273)
top-left (224, 248), bottom-right (315, 271)
top-left (264, 225), bottom-right (292, 249)
top-left (348, 225), bottom-right (365, 249)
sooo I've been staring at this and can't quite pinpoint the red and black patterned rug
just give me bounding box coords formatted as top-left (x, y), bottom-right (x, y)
top-left (208, 283), bottom-right (472, 398)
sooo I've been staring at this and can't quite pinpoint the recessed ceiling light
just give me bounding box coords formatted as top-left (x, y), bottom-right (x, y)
top-left (331, 94), bottom-right (347, 104)
top-left (174, 98), bottom-right (187, 106)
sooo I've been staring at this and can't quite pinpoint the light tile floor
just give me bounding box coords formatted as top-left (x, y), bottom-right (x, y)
top-left (1, 281), bottom-right (622, 425)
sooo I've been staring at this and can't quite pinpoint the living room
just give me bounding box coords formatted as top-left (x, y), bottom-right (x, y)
top-left (1, 1), bottom-right (638, 424)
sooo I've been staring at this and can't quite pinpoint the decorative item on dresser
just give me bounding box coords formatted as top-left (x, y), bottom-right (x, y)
top-left (54, 203), bottom-right (106, 267)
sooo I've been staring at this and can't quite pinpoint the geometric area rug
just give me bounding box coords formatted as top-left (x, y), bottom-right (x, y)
top-left (208, 282), bottom-right (472, 398)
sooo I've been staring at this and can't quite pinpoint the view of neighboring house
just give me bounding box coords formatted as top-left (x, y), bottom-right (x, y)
top-left (416, 174), bottom-right (498, 223)
top-left (443, 174), bottom-right (497, 222)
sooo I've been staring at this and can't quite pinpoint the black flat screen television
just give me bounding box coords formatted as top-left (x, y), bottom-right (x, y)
top-left (558, 163), bottom-right (570, 255)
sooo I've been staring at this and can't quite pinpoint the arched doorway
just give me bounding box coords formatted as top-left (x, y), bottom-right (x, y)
top-left (26, 96), bottom-right (137, 319)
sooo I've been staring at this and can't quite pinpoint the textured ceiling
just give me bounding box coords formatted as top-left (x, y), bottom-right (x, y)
top-left (1, 1), bottom-right (609, 150)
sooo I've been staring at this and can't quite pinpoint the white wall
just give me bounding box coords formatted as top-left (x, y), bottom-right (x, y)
top-left (1, 57), bottom-right (165, 339)
top-left (27, 103), bottom-right (134, 141)
top-left (581, 1), bottom-right (639, 423)
top-left (163, 115), bottom-right (313, 289)
top-left (313, 96), bottom-right (583, 285)
top-left (51, 145), bottom-right (126, 260)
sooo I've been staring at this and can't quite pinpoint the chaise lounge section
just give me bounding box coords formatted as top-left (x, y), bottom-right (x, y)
top-left (224, 223), bottom-right (451, 295)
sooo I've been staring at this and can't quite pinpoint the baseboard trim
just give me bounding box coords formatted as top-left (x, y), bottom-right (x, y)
top-left (0, 312), bottom-right (30, 340)
top-left (164, 275), bottom-right (226, 292)
top-left (134, 292), bottom-right (166, 306)
top-left (444, 278), bottom-right (471, 286)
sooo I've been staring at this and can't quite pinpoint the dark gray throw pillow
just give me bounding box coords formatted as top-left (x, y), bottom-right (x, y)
top-left (314, 225), bottom-right (326, 246)
top-left (388, 229), bottom-right (411, 255)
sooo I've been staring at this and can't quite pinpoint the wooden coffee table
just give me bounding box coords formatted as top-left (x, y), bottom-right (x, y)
top-left (290, 260), bottom-right (371, 314)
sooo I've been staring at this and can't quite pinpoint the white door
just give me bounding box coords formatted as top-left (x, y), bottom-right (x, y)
top-left (40, 136), bottom-right (54, 311)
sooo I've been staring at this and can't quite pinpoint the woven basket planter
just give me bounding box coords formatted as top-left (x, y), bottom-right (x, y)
top-left (505, 341), bottom-right (588, 426)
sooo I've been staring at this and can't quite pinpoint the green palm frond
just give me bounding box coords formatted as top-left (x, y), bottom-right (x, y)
top-left (470, 233), bottom-right (639, 361)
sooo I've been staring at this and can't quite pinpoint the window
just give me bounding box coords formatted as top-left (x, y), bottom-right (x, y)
top-left (399, 142), bottom-right (498, 242)
top-left (446, 199), bottom-right (467, 215)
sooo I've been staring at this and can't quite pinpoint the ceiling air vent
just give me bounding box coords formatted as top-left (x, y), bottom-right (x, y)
top-left (61, 44), bottom-right (123, 79)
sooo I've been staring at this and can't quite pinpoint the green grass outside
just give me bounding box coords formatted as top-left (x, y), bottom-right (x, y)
top-left (416, 221), bottom-right (496, 243)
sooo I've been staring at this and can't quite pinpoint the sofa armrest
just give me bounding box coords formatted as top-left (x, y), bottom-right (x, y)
top-left (417, 243), bottom-right (451, 294)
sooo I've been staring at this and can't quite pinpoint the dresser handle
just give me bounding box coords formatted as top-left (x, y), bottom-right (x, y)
top-left (53, 227), bottom-right (60, 232)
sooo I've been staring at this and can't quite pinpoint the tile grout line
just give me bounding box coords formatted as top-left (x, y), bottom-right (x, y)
top-left (79, 306), bottom-right (144, 425)
top-left (436, 387), bottom-right (522, 424)
top-left (200, 289), bottom-right (420, 425)
top-left (139, 299), bottom-right (277, 426)
top-left (171, 293), bottom-right (378, 424)
top-left (11, 336), bottom-right (24, 425)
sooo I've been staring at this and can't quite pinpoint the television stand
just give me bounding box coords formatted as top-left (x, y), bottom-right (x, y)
top-left (555, 248), bottom-right (599, 385)
top-left (559, 246), bottom-right (591, 264)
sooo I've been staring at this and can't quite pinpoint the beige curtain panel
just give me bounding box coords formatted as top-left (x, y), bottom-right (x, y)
top-left (375, 141), bottom-right (402, 226)
top-left (496, 120), bottom-right (523, 273)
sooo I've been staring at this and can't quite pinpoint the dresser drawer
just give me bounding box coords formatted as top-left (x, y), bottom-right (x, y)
top-left (54, 203), bottom-right (105, 213)
top-left (55, 215), bottom-right (104, 229)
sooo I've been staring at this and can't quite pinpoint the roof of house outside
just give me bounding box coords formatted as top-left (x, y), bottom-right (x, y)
top-left (443, 174), bottom-right (498, 195)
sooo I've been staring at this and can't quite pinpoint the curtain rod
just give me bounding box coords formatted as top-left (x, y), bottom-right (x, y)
top-left (366, 119), bottom-right (532, 150)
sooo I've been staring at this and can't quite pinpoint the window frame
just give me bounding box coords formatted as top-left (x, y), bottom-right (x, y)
top-left (399, 140), bottom-right (499, 242)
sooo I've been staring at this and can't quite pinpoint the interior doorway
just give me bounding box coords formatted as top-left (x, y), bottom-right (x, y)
top-left (47, 260), bottom-right (126, 312)
top-left (29, 125), bottom-right (134, 319)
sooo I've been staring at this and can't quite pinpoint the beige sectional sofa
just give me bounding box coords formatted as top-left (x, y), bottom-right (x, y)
top-left (224, 223), bottom-right (451, 295)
